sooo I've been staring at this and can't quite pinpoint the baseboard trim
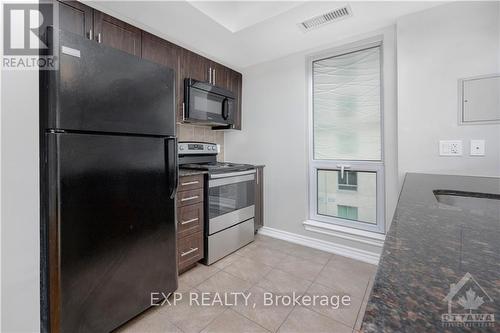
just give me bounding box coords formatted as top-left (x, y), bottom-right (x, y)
top-left (303, 220), bottom-right (385, 247)
top-left (258, 226), bottom-right (380, 265)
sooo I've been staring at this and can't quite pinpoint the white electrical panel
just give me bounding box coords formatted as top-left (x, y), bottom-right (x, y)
top-left (439, 140), bottom-right (463, 156)
top-left (459, 74), bottom-right (500, 124)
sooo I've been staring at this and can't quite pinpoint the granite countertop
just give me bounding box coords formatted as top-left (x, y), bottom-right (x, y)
top-left (178, 169), bottom-right (208, 177)
top-left (362, 173), bottom-right (500, 333)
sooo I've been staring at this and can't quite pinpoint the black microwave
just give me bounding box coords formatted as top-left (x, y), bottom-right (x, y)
top-left (183, 78), bottom-right (235, 128)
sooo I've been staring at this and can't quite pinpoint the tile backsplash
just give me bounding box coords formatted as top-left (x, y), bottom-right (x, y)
top-left (177, 124), bottom-right (224, 161)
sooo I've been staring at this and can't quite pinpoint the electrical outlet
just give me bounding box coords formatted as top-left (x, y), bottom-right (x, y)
top-left (470, 140), bottom-right (485, 156)
top-left (439, 140), bottom-right (463, 156)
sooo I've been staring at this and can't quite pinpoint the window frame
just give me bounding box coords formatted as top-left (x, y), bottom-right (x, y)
top-left (307, 38), bottom-right (386, 234)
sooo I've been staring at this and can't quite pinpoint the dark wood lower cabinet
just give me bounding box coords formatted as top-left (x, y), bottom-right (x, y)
top-left (177, 203), bottom-right (203, 239)
top-left (177, 174), bottom-right (205, 273)
top-left (178, 231), bottom-right (204, 272)
top-left (177, 188), bottom-right (203, 207)
top-left (255, 166), bottom-right (264, 232)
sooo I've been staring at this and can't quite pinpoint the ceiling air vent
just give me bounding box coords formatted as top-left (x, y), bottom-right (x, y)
top-left (299, 6), bottom-right (352, 31)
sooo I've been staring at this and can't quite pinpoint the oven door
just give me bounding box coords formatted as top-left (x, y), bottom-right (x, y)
top-left (208, 169), bottom-right (256, 235)
top-left (185, 83), bottom-right (235, 126)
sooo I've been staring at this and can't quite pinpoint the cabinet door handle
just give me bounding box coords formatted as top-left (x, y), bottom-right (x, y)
top-left (88, 29), bottom-right (93, 40)
top-left (97, 33), bottom-right (102, 43)
top-left (181, 218), bottom-right (198, 225)
top-left (182, 102), bottom-right (185, 122)
top-left (181, 181), bottom-right (199, 186)
top-left (180, 195), bottom-right (199, 202)
top-left (181, 247), bottom-right (198, 257)
top-left (209, 67), bottom-right (212, 84)
top-left (213, 69), bottom-right (216, 85)
top-left (256, 168), bottom-right (259, 185)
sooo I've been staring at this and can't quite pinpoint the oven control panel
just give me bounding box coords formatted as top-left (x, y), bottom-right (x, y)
top-left (178, 142), bottom-right (218, 155)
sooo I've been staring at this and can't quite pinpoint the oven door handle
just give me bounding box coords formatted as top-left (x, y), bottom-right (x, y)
top-left (210, 169), bottom-right (256, 179)
top-left (209, 172), bottom-right (255, 188)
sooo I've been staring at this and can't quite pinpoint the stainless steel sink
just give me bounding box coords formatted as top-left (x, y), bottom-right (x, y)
top-left (433, 190), bottom-right (500, 219)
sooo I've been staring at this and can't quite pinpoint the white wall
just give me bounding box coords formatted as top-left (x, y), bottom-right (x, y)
top-left (226, 2), bottom-right (500, 257)
top-left (1, 69), bottom-right (40, 332)
top-left (397, 1), bottom-right (500, 179)
top-left (225, 26), bottom-right (398, 256)
top-left (227, 51), bottom-right (309, 235)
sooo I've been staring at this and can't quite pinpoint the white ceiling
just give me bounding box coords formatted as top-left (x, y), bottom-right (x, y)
top-left (187, 1), bottom-right (304, 33)
top-left (85, 1), bottom-right (443, 69)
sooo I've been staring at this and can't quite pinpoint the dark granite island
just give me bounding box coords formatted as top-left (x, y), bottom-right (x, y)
top-left (362, 173), bottom-right (500, 332)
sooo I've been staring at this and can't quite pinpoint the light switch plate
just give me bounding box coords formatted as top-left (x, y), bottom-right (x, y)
top-left (470, 140), bottom-right (485, 156)
top-left (439, 140), bottom-right (463, 156)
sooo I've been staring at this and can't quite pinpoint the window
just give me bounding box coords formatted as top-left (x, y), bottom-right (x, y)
top-left (309, 41), bottom-right (385, 234)
top-left (317, 169), bottom-right (377, 224)
top-left (338, 171), bottom-right (357, 191)
top-left (337, 205), bottom-right (358, 220)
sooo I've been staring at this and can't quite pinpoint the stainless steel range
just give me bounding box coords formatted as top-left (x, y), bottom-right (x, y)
top-left (178, 142), bottom-right (255, 265)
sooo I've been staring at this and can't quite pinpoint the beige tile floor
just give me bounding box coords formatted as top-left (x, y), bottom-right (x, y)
top-left (117, 235), bottom-right (377, 333)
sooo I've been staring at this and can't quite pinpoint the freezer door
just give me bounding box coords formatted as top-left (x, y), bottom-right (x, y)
top-left (46, 29), bottom-right (175, 136)
top-left (46, 133), bottom-right (177, 333)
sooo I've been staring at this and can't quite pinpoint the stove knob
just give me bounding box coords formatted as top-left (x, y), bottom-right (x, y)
top-left (179, 146), bottom-right (184, 150)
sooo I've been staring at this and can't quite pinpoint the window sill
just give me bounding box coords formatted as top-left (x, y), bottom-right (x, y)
top-left (303, 219), bottom-right (386, 247)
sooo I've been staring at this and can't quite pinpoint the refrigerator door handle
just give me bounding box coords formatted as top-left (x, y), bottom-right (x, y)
top-left (165, 137), bottom-right (179, 199)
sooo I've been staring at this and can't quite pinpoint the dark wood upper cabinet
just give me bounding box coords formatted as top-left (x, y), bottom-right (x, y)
top-left (141, 32), bottom-right (182, 121)
top-left (178, 49), bottom-right (209, 122)
top-left (93, 11), bottom-right (142, 57)
top-left (56, 0), bottom-right (243, 129)
top-left (210, 62), bottom-right (231, 90)
top-left (208, 62), bottom-right (243, 129)
top-left (229, 70), bottom-right (243, 130)
top-left (57, 1), bottom-right (141, 57)
top-left (180, 48), bottom-right (211, 83)
top-left (57, 1), bottom-right (93, 38)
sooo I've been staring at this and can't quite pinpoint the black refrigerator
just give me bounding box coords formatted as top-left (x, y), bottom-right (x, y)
top-left (40, 29), bottom-right (178, 333)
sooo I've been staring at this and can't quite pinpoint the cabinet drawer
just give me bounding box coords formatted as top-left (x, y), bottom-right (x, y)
top-left (177, 188), bottom-right (203, 207)
top-left (178, 174), bottom-right (204, 191)
top-left (177, 203), bottom-right (203, 239)
top-left (178, 231), bottom-right (203, 271)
